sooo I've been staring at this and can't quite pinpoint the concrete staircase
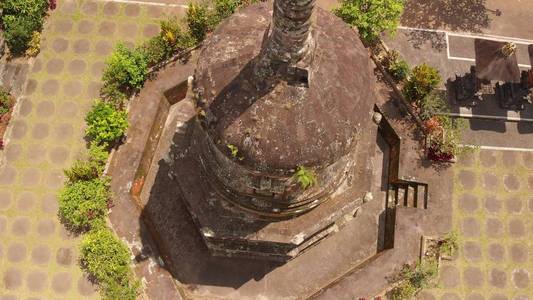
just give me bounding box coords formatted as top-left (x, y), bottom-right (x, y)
top-left (390, 181), bottom-right (428, 209)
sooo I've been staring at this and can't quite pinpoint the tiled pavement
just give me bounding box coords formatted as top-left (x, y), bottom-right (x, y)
top-left (0, 0), bottom-right (185, 298)
top-left (420, 150), bottom-right (533, 300)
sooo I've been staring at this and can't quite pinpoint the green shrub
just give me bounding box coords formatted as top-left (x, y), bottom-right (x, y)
top-left (80, 228), bottom-right (139, 300)
top-left (419, 92), bottom-right (448, 121)
top-left (2, 16), bottom-right (41, 55)
top-left (64, 143), bottom-right (109, 183)
top-left (102, 43), bottom-right (149, 91)
top-left (58, 178), bottom-right (110, 231)
top-left (403, 63), bottom-right (441, 103)
top-left (388, 57), bottom-right (410, 81)
top-left (389, 258), bottom-right (439, 300)
top-left (1, 0), bottom-right (48, 55)
top-left (100, 82), bottom-right (128, 108)
top-left (0, 87), bottom-right (13, 115)
top-left (293, 166), bottom-right (317, 189)
top-left (333, 0), bottom-right (404, 44)
top-left (141, 18), bottom-right (195, 66)
top-left (186, 2), bottom-right (215, 42)
top-left (85, 100), bottom-right (129, 145)
top-left (214, 0), bottom-right (242, 19)
top-left (439, 231), bottom-right (458, 257)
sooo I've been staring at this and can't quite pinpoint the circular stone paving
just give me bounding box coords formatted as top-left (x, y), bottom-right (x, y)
top-left (486, 218), bottom-right (504, 238)
top-left (512, 269), bottom-right (530, 289)
top-left (7, 243), bottom-right (27, 262)
top-left (68, 59), bottom-right (87, 75)
top-left (95, 40), bottom-right (113, 56)
top-left (3, 268), bottom-right (23, 290)
top-left (98, 21), bottom-right (116, 36)
top-left (439, 265), bottom-right (460, 288)
top-left (18, 97), bottom-right (33, 116)
top-left (458, 170), bottom-right (476, 190)
top-left (503, 174), bottom-right (520, 191)
top-left (489, 268), bottom-right (507, 288)
top-left (27, 271), bottom-right (47, 292)
top-left (52, 38), bottom-right (69, 53)
top-left (11, 217), bottom-right (30, 236)
top-left (510, 243), bottom-right (527, 263)
top-left (0, 166), bottom-right (17, 185)
top-left (31, 245), bottom-right (51, 265)
top-left (51, 272), bottom-right (72, 293)
top-left (63, 80), bottom-right (84, 97)
top-left (125, 4), bottom-right (140, 16)
top-left (78, 20), bottom-right (95, 34)
top-left (17, 192), bottom-right (36, 211)
top-left (505, 197), bottom-right (523, 214)
top-left (464, 267), bottom-right (484, 288)
top-left (459, 193), bottom-right (478, 213)
top-left (462, 217), bottom-right (480, 237)
top-left (143, 24), bottom-right (160, 38)
top-left (103, 2), bottom-right (119, 15)
top-left (480, 150), bottom-right (498, 167)
top-left (73, 39), bottom-right (91, 54)
top-left (501, 151), bottom-right (516, 167)
top-left (31, 122), bottom-right (50, 140)
top-left (53, 20), bottom-right (73, 34)
top-left (41, 79), bottom-right (60, 96)
top-left (81, 1), bottom-right (98, 15)
top-left (463, 241), bottom-right (482, 262)
top-left (36, 100), bottom-right (55, 118)
top-left (483, 173), bottom-right (499, 190)
top-left (508, 219), bottom-right (525, 237)
top-left (46, 58), bottom-right (64, 74)
top-left (37, 219), bottom-right (56, 236)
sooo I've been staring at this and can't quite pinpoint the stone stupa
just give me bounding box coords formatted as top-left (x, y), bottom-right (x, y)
top-left (177, 0), bottom-right (379, 261)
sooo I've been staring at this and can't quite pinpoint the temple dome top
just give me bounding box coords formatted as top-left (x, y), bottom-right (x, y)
top-left (193, 2), bottom-right (377, 175)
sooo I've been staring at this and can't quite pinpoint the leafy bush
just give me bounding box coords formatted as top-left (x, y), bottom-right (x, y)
top-left (386, 51), bottom-right (410, 81)
top-left (186, 2), bottom-right (215, 42)
top-left (389, 258), bottom-right (439, 300)
top-left (403, 63), bottom-right (441, 103)
top-left (80, 228), bottom-right (139, 300)
top-left (333, 0), bottom-right (404, 44)
top-left (294, 166), bottom-right (317, 189)
top-left (214, 0), bottom-right (242, 20)
top-left (85, 100), bottom-right (129, 145)
top-left (25, 31), bottom-right (41, 56)
top-left (102, 43), bottom-right (149, 91)
top-left (1, 0), bottom-right (48, 55)
top-left (58, 178), bottom-right (111, 231)
top-left (141, 18), bottom-right (196, 66)
top-left (100, 82), bottom-right (128, 108)
top-left (0, 87), bottom-right (13, 116)
top-left (64, 143), bottom-right (109, 183)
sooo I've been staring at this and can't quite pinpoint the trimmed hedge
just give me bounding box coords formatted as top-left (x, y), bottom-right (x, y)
top-left (85, 100), bottom-right (129, 146)
top-left (80, 228), bottom-right (139, 300)
top-left (58, 178), bottom-right (110, 231)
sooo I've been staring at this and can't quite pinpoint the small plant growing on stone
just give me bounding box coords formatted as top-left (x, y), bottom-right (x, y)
top-left (385, 51), bottom-right (410, 81)
top-left (186, 2), bottom-right (217, 42)
top-left (80, 228), bottom-right (139, 300)
top-left (85, 100), bottom-right (129, 146)
top-left (294, 166), bottom-right (317, 189)
top-left (439, 231), bottom-right (458, 257)
top-left (388, 258), bottom-right (439, 300)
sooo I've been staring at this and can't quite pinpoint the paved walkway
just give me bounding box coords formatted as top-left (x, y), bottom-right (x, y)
top-left (0, 0), bottom-right (185, 298)
top-left (419, 149), bottom-right (533, 300)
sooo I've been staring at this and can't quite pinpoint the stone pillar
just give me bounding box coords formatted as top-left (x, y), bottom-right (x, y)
top-left (265, 0), bottom-right (315, 64)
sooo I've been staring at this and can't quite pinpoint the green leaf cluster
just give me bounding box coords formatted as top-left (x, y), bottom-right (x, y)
top-left (403, 63), bottom-right (442, 103)
top-left (0, 0), bottom-right (48, 55)
top-left (80, 228), bottom-right (139, 300)
top-left (186, 2), bottom-right (215, 42)
top-left (58, 178), bottom-right (110, 231)
top-left (333, 0), bottom-right (404, 44)
top-left (85, 100), bottom-right (129, 146)
top-left (294, 166), bottom-right (317, 190)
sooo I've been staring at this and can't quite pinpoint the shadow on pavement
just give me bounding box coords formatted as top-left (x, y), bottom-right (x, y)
top-left (402, 0), bottom-right (497, 33)
top-left (468, 118), bottom-right (506, 132)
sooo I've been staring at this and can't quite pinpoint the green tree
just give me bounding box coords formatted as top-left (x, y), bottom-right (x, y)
top-left (333, 0), bottom-right (405, 43)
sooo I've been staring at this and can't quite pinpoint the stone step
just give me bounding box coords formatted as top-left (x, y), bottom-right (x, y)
top-left (417, 184), bottom-right (427, 209)
top-left (396, 185), bottom-right (406, 206)
top-left (406, 185), bottom-right (416, 208)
